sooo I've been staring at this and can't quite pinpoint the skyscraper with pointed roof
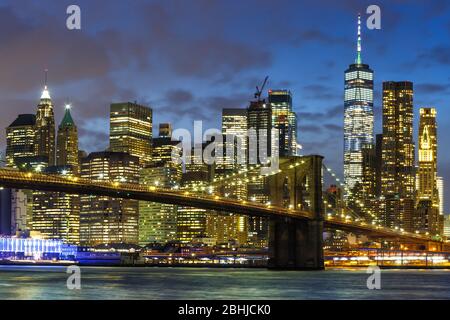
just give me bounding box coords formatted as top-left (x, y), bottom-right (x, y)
top-left (56, 105), bottom-right (79, 174)
top-left (35, 73), bottom-right (56, 166)
top-left (344, 14), bottom-right (374, 197)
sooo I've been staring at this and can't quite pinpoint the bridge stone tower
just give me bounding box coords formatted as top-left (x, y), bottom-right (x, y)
top-left (267, 155), bottom-right (324, 270)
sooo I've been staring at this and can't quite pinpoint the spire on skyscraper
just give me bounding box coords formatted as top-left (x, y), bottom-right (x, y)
top-left (60, 104), bottom-right (76, 128)
top-left (41, 69), bottom-right (51, 100)
top-left (356, 13), bottom-right (362, 65)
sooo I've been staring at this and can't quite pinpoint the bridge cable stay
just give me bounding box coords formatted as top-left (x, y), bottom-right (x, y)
top-left (321, 163), bottom-right (379, 223)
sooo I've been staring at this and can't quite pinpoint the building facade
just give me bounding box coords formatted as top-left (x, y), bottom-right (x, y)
top-left (6, 114), bottom-right (36, 168)
top-left (268, 89), bottom-right (297, 157)
top-left (80, 152), bottom-right (140, 245)
top-left (381, 81), bottom-right (415, 231)
top-left (110, 102), bottom-right (152, 167)
top-left (414, 108), bottom-right (441, 235)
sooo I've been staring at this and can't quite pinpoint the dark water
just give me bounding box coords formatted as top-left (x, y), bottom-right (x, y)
top-left (0, 265), bottom-right (449, 299)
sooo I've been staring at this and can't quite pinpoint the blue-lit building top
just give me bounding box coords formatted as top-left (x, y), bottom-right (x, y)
top-left (344, 15), bottom-right (374, 195)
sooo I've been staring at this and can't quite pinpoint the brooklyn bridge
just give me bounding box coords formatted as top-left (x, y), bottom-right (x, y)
top-left (0, 154), bottom-right (445, 270)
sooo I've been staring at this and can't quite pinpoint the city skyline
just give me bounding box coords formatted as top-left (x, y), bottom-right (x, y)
top-left (0, 0), bottom-right (449, 212)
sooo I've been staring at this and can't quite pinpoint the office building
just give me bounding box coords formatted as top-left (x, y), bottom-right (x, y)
top-left (80, 151), bottom-right (140, 245)
top-left (110, 102), bottom-right (152, 167)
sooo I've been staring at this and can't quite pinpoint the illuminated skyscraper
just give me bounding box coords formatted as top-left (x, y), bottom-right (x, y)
top-left (437, 176), bottom-right (444, 216)
top-left (80, 152), bottom-right (140, 245)
top-left (139, 124), bottom-right (181, 245)
top-left (110, 102), bottom-right (152, 167)
top-left (344, 14), bottom-right (374, 196)
top-left (56, 105), bottom-right (79, 174)
top-left (177, 144), bottom-right (213, 244)
top-left (32, 165), bottom-right (80, 244)
top-left (414, 108), bottom-right (441, 234)
top-left (247, 100), bottom-right (272, 247)
top-left (268, 90), bottom-right (297, 157)
top-left (211, 109), bottom-right (249, 245)
top-left (139, 166), bottom-right (179, 245)
top-left (6, 114), bottom-right (36, 168)
top-left (381, 81), bottom-right (415, 231)
top-left (35, 83), bottom-right (56, 166)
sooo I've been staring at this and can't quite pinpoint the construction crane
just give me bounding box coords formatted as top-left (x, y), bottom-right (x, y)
top-left (254, 76), bottom-right (269, 102)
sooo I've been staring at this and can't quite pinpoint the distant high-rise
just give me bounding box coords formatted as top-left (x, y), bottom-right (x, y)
top-left (344, 14), bottom-right (374, 196)
top-left (414, 108), bottom-right (440, 234)
top-left (268, 90), bottom-right (297, 157)
top-left (80, 151), bottom-right (140, 245)
top-left (110, 102), bottom-right (152, 167)
top-left (177, 144), bottom-right (213, 244)
top-left (56, 105), bottom-right (79, 174)
top-left (437, 176), bottom-right (444, 216)
top-left (247, 100), bottom-right (272, 248)
top-left (381, 81), bottom-right (415, 231)
top-left (6, 114), bottom-right (36, 168)
top-left (212, 108), bottom-right (249, 245)
top-left (35, 83), bottom-right (56, 166)
top-left (139, 125), bottom-right (181, 245)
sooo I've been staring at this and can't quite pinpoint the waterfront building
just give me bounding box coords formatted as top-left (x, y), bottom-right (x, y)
top-left (110, 102), bottom-right (152, 167)
top-left (139, 166), bottom-right (180, 245)
top-left (344, 14), bottom-right (374, 197)
top-left (80, 151), bottom-right (140, 245)
top-left (177, 144), bottom-right (214, 244)
top-left (381, 81), bottom-right (415, 231)
top-left (32, 165), bottom-right (80, 244)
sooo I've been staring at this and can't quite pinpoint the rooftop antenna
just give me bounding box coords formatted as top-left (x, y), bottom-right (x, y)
top-left (356, 13), bottom-right (362, 64)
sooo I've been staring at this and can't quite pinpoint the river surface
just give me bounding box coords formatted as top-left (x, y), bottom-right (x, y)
top-left (0, 266), bottom-right (449, 299)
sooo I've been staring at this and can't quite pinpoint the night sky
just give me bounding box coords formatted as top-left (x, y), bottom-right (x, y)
top-left (0, 0), bottom-right (449, 211)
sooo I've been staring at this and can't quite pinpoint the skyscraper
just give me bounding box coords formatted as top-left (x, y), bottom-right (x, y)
top-left (139, 124), bottom-right (181, 245)
top-left (80, 152), bottom-right (140, 245)
top-left (414, 108), bottom-right (441, 234)
top-left (139, 166), bottom-right (179, 245)
top-left (6, 114), bottom-right (36, 168)
top-left (35, 84), bottom-right (56, 166)
top-left (110, 102), bottom-right (152, 167)
top-left (381, 81), bottom-right (415, 231)
top-left (344, 14), bottom-right (374, 196)
top-left (32, 165), bottom-right (80, 244)
top-left (247, 100), bottom-right (272, 247)
top-left (211, 108), bottom-right (249, 245)
top-left (268, 90), bottom-right (297, 157)
top-left (437, 176), bottom-right (444, 216)
top-left (56, 105), bottom-right (79, 174)
top-left (177, 143), bottom-right (214, 244)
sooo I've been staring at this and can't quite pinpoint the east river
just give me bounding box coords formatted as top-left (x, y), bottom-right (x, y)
top-left (0, 266), bottom-right (449, 299)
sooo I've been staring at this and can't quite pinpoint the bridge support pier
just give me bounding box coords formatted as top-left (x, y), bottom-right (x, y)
top-left (268, 217), bottom-right (324, 270)
top-left (267, 155), bottom-right (324, 270)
